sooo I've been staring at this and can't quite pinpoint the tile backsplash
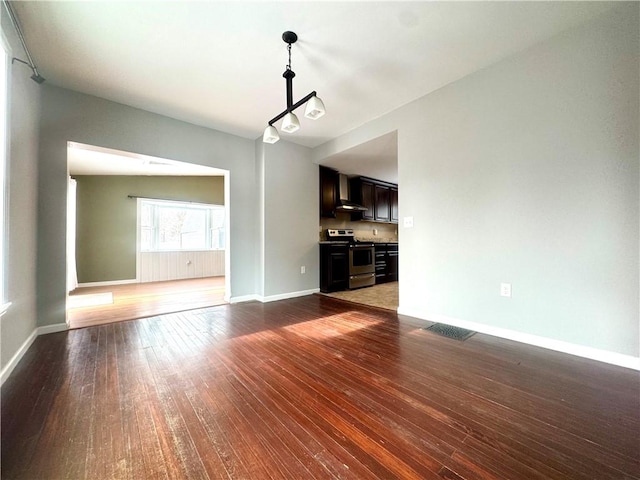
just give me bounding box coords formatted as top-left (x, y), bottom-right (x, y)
top-left (320, 212), bottom-right (398, 242)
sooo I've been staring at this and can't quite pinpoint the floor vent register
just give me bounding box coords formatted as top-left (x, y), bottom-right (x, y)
top-left (424, 323), bottom-right (476, 341)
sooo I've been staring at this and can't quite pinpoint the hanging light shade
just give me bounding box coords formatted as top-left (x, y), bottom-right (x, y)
top-left (263, 125), bottom-right (280, 144)
top-left (281, 112), bottom-right (300, 133)
top-left (262, 31), bottom-right (326, 143)
top-left (304, 95), bottom-right (326, 120)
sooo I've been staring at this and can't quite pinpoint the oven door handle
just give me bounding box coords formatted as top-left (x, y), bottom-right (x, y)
top-left (351, 244), bottom-right (374, 248)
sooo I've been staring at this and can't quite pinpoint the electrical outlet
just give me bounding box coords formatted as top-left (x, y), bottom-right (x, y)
top-left (500, 283), bottom-right (512, 297)
top-left (373, 229), bottom-right (378, 236)
top-left (300, 266), bottom-right (306, 274)
top-left (403, 216), bottom-right (414, 228)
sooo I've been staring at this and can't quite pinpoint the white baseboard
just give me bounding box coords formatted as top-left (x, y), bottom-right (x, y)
top-left (397, 307), bottom-right (640, 371)
top-left (77, 279), bottom-right (137, 288)
top-left (1, 323), bottom-right (69, 386)
top-left (37, 323), bottom-right (69, 335)
top-left (259, 288), bottom-right (320, 303)
top-left (229, 288), bottom-right (319, 305)
top-left (229, 294), bottom-right (260, 304)
top-left (1, 329), bottom-right (38, 385)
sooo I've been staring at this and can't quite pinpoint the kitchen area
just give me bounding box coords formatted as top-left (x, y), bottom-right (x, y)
top-left (318, 159), bottom-right (399, 310)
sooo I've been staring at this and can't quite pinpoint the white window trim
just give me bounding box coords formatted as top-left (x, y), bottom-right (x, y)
top-left (0, 30), bottom-right (11, 317)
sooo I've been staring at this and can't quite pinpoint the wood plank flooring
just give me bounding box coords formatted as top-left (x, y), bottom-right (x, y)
top-left (67, 277), bottom-right (226, 329)
top-left (2, 295), bottom-right (639, 479)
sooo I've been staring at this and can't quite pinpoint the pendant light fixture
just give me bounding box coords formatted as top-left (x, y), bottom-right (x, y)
top-left (262, 31), bottom-right (326, 144)
top-left (262, 125), bottom-right (280, 144)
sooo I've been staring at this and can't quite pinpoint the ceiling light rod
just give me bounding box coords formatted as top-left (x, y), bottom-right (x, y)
top-left (11, 58), bottom-right (45, 84)
top-left (268, 90), bottom-right (317, 126)
top-left (2, 0), bottom-right (46, 84)
top-left (263, 31), bottom-right (326, 144)
top-left (127, 195), bottom-right (201, 204)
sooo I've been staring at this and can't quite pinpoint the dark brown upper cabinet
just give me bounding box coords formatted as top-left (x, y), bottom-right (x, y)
top-left (390, 187), bottom-right (398, 223)
top-left (359, 180), bottom-right (375, 221)
top-left (350, 176), bottom-right (398, 224)
top-left (374, 184), bottom-right (391, 222)
top-left (319, 166), bottom-right (339, 218)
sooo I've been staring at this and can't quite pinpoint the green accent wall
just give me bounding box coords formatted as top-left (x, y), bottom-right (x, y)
top-left (74, 175), bottom-right (224, 283)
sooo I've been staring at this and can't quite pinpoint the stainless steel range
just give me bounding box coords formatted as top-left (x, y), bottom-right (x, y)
top-left (326, 229), bottom-right (375, 289)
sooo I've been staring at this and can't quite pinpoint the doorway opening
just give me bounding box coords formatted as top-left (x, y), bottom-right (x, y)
top-left (318, 130), bottom-right (399, 311)
top-left (65, 142), bottom-right (230, 329)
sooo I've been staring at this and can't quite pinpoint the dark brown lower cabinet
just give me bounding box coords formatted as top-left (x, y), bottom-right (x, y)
top-left (374, 243), bottom-right (398, 284)
top-left (386, 244), bottom-right (398, 282)
top-left (320, 243), bottom-right (349, 293)
top-left (375, 245), bottom-right (387, 283)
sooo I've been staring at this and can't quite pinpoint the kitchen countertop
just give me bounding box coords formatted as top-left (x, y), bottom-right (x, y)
top-left (318, 240), bottom-right (398, 244)
top-left (360, 240), bottom-right (398, 244)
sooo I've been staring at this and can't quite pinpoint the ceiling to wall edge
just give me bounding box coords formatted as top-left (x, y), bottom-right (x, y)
top-left (316, 130), bottom-right (399, 185)
top-left (67, 142), bottom-right (227, 177)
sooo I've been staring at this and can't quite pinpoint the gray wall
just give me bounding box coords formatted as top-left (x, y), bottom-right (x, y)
top-left (1, 14), bottom-right (41, 368)
top-left (315, 4), bottom-right (639, 358)
top-left (38, 86), bottom-right (257, 327)
top-left (261, 140), bottom-right (318, 297)
top-left (74, 175), bottom-right (224, 283)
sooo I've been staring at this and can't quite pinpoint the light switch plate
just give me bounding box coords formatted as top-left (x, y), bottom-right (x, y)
top-left (500, 283), bottom-right (512, 297)
top-left (403, 216), bottom-right (414, 228)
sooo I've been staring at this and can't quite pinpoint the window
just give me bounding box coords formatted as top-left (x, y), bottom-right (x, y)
top-left (140, 199), bottom-right (225, 252)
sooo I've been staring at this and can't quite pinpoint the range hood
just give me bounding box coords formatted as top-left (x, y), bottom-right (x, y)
top-left (335, 174), bottom-right (367, 212)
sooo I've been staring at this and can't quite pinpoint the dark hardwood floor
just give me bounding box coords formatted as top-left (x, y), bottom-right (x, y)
top-left (2, 295), bottom-right (639, 479)
top-left (67, 277), bottom-right (226, 329)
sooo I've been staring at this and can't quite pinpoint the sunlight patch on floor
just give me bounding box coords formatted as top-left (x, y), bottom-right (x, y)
top-left (67, 292), bottom-right (113, 309)
top-left (282, 312), bottom-right (382, 339)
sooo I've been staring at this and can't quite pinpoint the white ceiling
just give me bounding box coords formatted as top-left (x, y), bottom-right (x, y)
top-left (14, 1), bottom-right (614, 154)
top-left (322, 131), bottom-right (399, 184)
